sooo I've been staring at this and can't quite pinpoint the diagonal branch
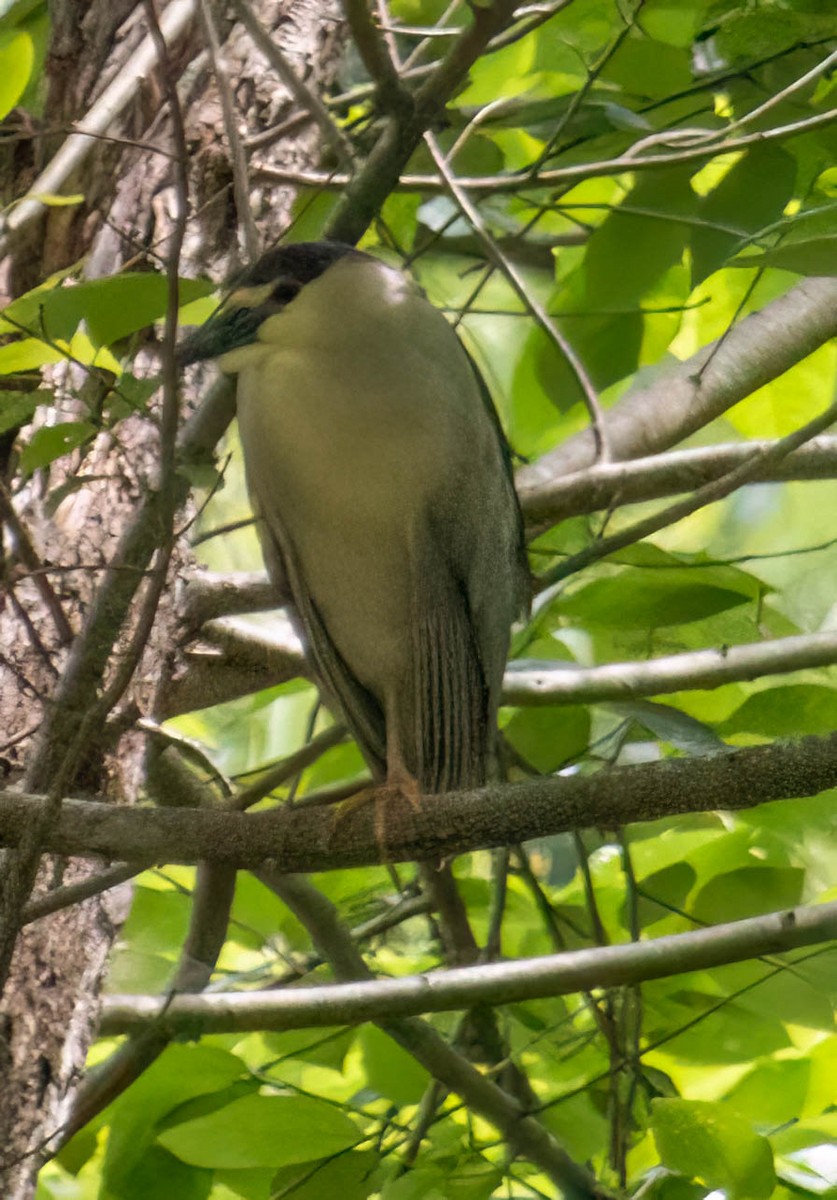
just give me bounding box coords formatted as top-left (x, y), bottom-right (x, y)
top-left (519, 274), bottom-right (837, 490)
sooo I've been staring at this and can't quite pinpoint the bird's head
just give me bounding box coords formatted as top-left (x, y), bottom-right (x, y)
top-left (176, 240), bottom-right (363, 368)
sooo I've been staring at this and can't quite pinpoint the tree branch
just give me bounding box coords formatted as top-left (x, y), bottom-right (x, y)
top-left (99, 898), bottom-right (837, 1034)
top-left (3, 732), bottom-right (837, 870)
top-left (520, 436), bottom-right (837, 524)
top-left (505, 630), bottom-right (837, 705)
top-left (519, 275), bottom-right (837, 488)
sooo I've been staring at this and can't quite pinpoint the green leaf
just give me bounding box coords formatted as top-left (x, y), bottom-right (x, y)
top-left (0, 29), bottom-right (34, 120)
top-left (722, 1058), bottom-right (811, 1126)
top-left (360, 1025), bottom-right (431, 1106)
top-left (157, 1094), bottom-right (359, 1168)
top-left (720, 684), bottom-right (837, 737)
top-left (651, 1098), bottom-right (777, 1198)
top-left (30, 192), bottom-right (84, 207)
top-left (112, 1145), bottom-right (212, 1200)
top-left (558, 572), bottom-right (751, 628)
top-left (502, 704), bottom-right (590, 772)
top-left (603, 35), bottom-right (692, 98)
top-left (692, 146), bottom-right (797, 284)
top-left (19, 422), bottom-right (96, 475)
top-left (735, 235), bottom-right (837, 276)
top-left (103, 1045), bottom-right (245, 1192)
top-left (583, 169), bottom-right (696, 310)
top-left (269, 1150), bottom-right (380, 1200)
top-left (39, 273), bottom-right (214, 346)
top-left (690, 866), bottom-right (803, 924)
top-left (0, 337), bottom-right (64, 373)
top-left (609, 700), bottom-right (725, 755)
top-left (0, 389), bottom-right (44, 434)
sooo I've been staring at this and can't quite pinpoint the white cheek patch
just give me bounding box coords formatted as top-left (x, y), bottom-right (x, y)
top-left (375, 263), bottom-right (414, 310)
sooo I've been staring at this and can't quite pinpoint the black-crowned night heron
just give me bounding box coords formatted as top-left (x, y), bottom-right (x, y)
top-left (179, 240), bottom-right (529, 824)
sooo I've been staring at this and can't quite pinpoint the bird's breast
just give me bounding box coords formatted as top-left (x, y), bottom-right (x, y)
top-left (235, 338), bottom-right (475, 695)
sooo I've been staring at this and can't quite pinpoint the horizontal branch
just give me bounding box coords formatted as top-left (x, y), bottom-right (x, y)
top-left (98, 899), bottom-right (837, 1035)
top-left (3, 733), bottom-right (837, 870)
top-left (519, 436), bottom-right (837, 525)
top-left (171, 613), bottom-right (837, 716)
top-left (505, 630), bottom-right (837, 706)
top-left (252, 107), bottom-right (837, 193)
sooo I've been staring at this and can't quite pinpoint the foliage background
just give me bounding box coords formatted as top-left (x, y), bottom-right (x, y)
top-left (0, 0), bottom-right (835, 1197)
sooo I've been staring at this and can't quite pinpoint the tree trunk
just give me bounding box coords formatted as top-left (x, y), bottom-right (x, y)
top-left (0, 1), bottom-right (337, 1192)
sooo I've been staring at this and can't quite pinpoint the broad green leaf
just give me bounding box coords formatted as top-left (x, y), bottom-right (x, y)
top-left (262, 1027), bottom-right (354, 1071)
top-left (651, 1098), bottom-right (776, 1198)
top-left (0, 337), bottom-right (63, 372)
top-left (213, 1167), bottom-right (274, 1200)
top-left (692, 146), bottom-right (797, 284)
top-left (111, 1145), bottom-right (212, 1200)
top-left (620, 862), bottom-right (696, 931)
top-left (715, 9), bottom-right (836, 61)
top-left (603, 36), bottom-right (692, 98)
top-left (736, 235), bottom-right (837, 276)
top-left (382, 1171), bottom-right (447, 1200)
top-left (722, 1058), bottom-right (811, 1125)
top-left (0, 29), bottom-right (33, 120)
top-left (502, 704), bottom-right (590, 772)
top-left (40, 273), bottom-right (214, 346)
top-left (609, 700), bottom-right (725, 755)
top-left (583, 170), bottom-right (696, 310)
top-left (641, 0), bottom-right (709, 47)
top-left (102, 1045), bottom-right (244, 1191)
top-left (646, 990), bottom-right (791, 1063)
top-left (269, 1151), bottom-right (380, 1200)
top-left (19, 421), bottom-right (96, 475)
top-left (558, 573), bottom-right (751, 628)
top-left (690, 866), bottom-right (803, 924)
top-left (157, 1094), bottom-right (359, 1168)
top-left (118, 884), bottom-right (192, 957)
top-left (360, 1025), bottom-right (431, 1106)
top-left (0, 389), bottom-right (45, 434)
top-left (720, 684), bottom-right (837, 737)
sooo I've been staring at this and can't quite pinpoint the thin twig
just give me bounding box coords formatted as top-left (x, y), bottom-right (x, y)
top-left (256, 107), bottom-right (837, 194)
top-left (197, 0), bottom-right (260, 259)
top-left (230, 0), bottom-right (355, 165)
top-left (424, 131), bottom-right (609, 459)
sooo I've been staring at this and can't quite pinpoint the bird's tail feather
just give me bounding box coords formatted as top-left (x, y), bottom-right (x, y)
top-left (411, 578), bottom-right (491, 794)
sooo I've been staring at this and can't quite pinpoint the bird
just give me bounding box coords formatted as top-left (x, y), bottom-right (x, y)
top-left (178, 239), bottom-right (529, 839)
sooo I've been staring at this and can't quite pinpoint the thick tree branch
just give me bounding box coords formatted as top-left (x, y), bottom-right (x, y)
top-left (520, 436), bottom-right (837, 524)
top-left (519, 276), bottom-right (837, 488)
top-left (3, 733), bottom-right (837, 870)
top-left (0, 0), bottom-right (198, 257)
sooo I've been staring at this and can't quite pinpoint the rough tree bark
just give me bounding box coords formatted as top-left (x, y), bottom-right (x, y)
top-left (0, 1), bottom-right (338, 1192)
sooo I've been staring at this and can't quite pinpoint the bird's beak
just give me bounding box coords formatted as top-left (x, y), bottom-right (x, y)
top-left (176, 300), bottom-right (265, 367)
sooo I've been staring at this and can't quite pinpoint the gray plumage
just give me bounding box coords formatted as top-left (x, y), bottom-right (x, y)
top-left (179, 241), bottom-right (529, 794)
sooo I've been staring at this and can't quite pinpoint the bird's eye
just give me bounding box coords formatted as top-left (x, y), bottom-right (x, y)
top-left (271, 279), bottom-right (301, 306)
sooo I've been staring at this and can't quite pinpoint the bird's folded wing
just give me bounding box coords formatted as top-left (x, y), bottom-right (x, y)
top-left (255, 498), bottom-right (388, 779)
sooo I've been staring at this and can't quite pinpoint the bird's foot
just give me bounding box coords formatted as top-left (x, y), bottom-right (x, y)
top-left (333, 773), bottom-right (423, 860)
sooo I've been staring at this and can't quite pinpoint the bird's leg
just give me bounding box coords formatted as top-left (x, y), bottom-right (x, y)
top-left (332, 732), bottom-right (423, 858)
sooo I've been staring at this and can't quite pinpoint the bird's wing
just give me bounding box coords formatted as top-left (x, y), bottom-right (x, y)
top-left (464, 348), bottom-right (530, 615)
top-left (403, 351), bottom-right (528, 794)
top-left (253, 494), bottom-right (388, 780)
